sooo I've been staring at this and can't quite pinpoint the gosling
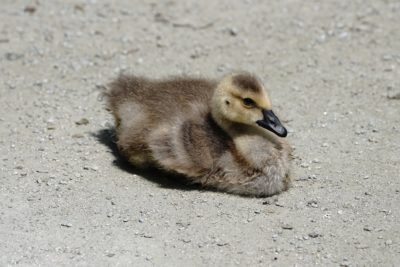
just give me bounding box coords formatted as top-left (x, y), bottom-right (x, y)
top-left (106, 73), bottom-right (292, 197)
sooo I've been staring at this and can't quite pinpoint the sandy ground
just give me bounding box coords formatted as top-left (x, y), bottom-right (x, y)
top-left (1, 0), bottom-right (400, 266)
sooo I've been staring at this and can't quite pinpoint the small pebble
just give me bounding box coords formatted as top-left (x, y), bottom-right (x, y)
top-left (47, 123), bottom-right (56, 130)
top-left (309, 174), bottom-right (317, 180)
top-left (381, 54), bottom-right (392, 61)
top-left (227, 27), bottom-right (238, 36)
top-left (75, 118), bottom-right (89, 125)
top-left (61, 222), bottom-right (72, 228)
top-left (300, 162), bottom-right (309, 168)
top-left (24, 5), bottom-right (36, 14)
top-left (83, 166), bottom-right (98, 171)
top-left (91, 166), bottom-right (99, 171)
top-left (262, 196), bottom-right (278, 205)
top-left (5, 52), bottom-right (23, 61)
top-left (262, 199), bottom-right (273, 205)
top-left (355, 244), bottom-right (369, 249)
top-left (363, 226), bottom-right (373, 232)
top-left (387, 92), bottom-right (400, 100)
top-left (385, 240), bottom-right (393, 246)
top-left (339, 32), bottom-right (349, 39)
top-left (307, 200), bottom-right (318, 208)
top-left (308, 232), bottom-right (319, 238)
top-left (281, 224), bottom-right (293, 230)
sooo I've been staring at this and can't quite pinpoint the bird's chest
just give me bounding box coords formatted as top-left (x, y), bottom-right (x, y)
top-left (233, 134), bottom-right (281, 168)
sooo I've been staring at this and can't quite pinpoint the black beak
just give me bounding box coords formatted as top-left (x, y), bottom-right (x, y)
top-left (256, 109), bottom-right (287, 137)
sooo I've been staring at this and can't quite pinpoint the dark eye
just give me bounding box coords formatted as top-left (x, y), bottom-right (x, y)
top-left (243, 98), bottom-right (255, 107)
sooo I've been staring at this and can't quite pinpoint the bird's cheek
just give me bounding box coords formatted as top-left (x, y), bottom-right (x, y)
top-left (251, 110), bottom-right (263, 122)
top-left (221, 103), bottom-right (231, 116)
top-left (232, 110), bottom-right (242, 122)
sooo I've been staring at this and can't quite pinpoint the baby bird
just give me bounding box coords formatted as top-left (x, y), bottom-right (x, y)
top-left (106, 73), bottom-right (292, 197)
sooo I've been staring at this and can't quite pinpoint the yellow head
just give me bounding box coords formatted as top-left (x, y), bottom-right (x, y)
top-left (211, 73), bottom-right (287, 137)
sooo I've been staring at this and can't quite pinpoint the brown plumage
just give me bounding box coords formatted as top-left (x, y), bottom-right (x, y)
top-left (106, 73), bottom-right (293, 197)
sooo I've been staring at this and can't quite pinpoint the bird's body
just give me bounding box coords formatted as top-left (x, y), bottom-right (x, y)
top-left (107, 73), bottom-right (292, 196)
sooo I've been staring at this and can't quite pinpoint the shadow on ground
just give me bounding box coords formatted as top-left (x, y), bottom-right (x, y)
top-left (92, 128), bottom-right (200, 192)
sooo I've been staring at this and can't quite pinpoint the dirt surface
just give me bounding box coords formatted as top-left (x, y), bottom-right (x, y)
top-left (1, 0), bottom-right (399, 266)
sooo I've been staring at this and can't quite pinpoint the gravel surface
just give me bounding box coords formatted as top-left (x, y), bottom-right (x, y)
top-left (1, 0), bottom-right (399, 266)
